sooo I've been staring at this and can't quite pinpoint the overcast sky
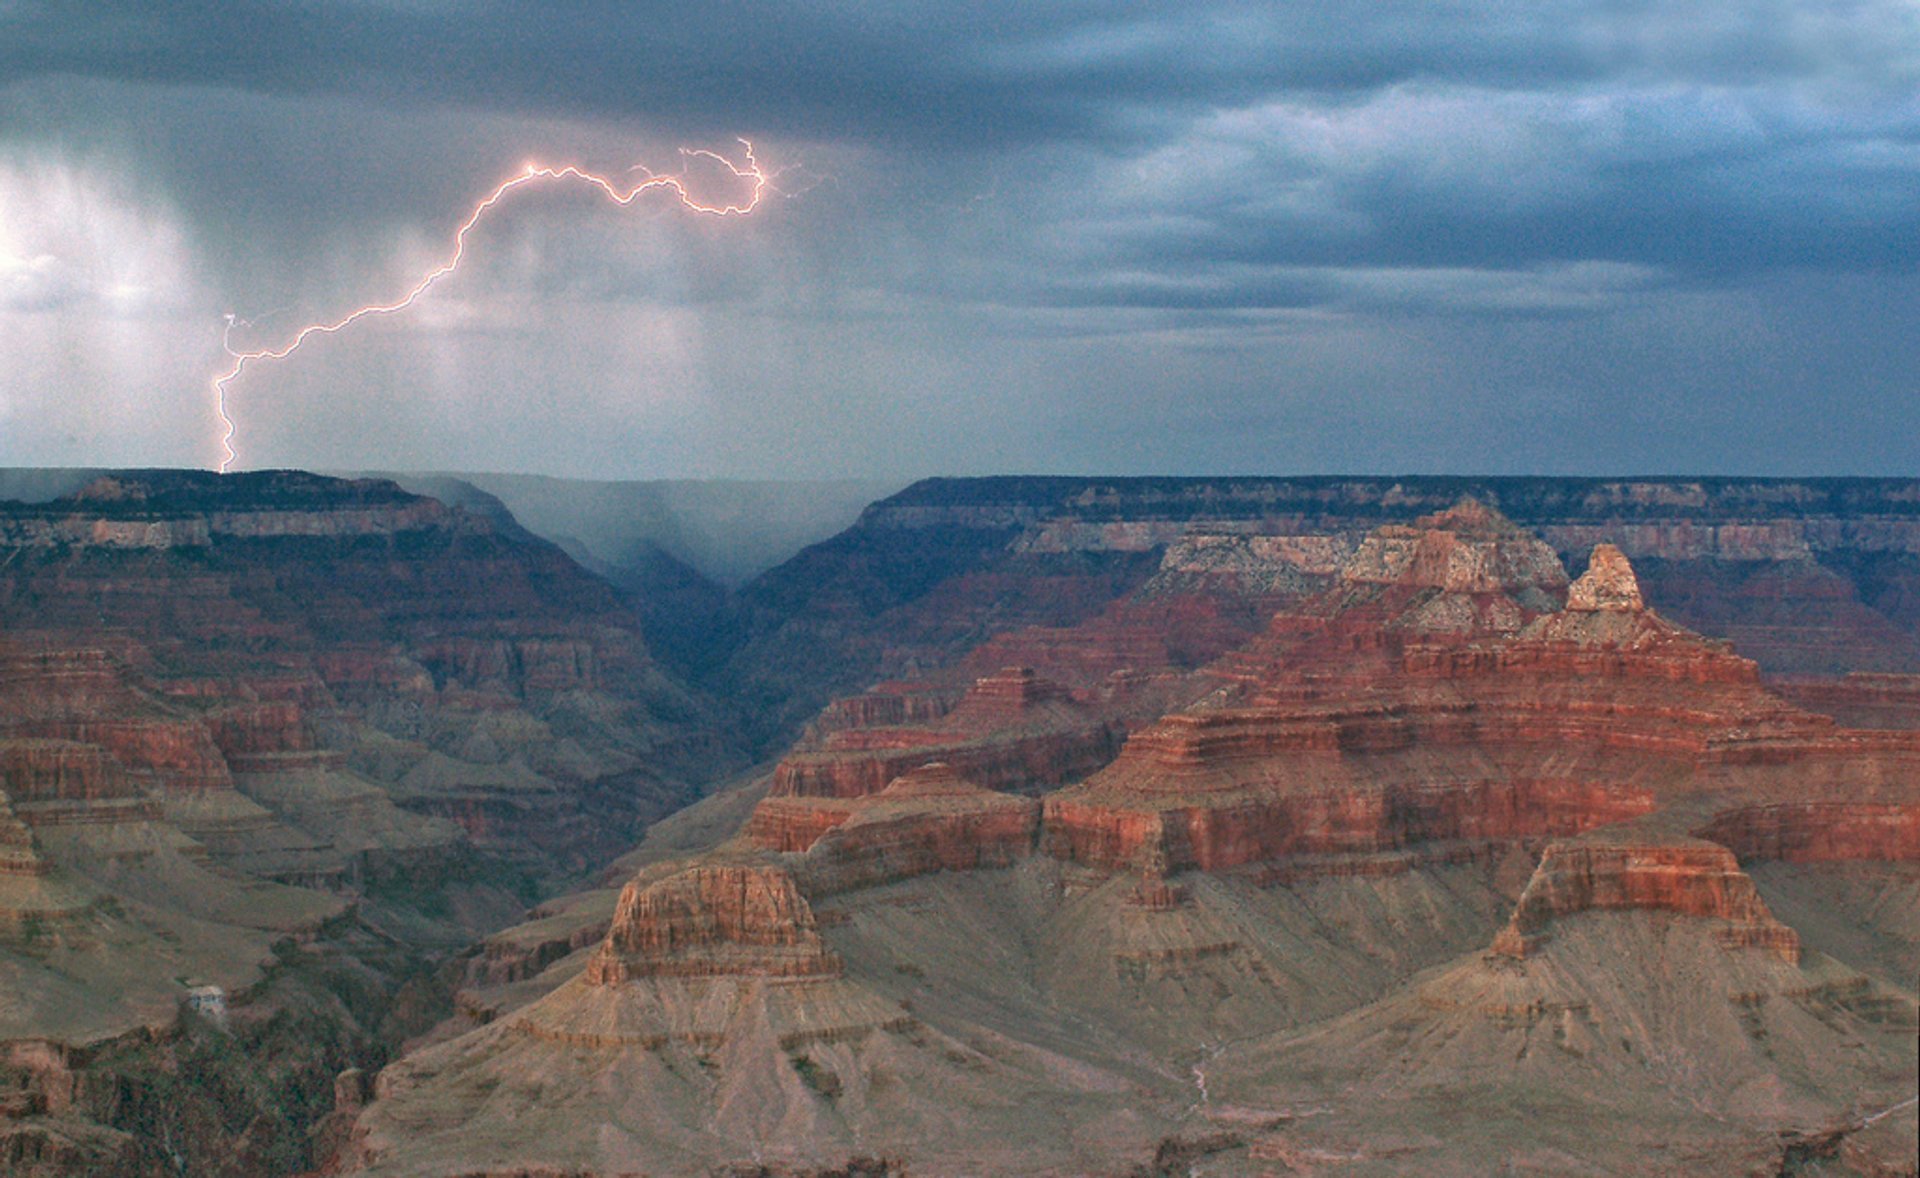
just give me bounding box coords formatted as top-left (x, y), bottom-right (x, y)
top-left (2, 1), bottom-right (1915, 478)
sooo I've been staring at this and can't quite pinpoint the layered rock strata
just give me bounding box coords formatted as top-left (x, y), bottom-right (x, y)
top-left (0, 471), bottom-right (721, 887)
top-left (718, 476), bottom-right (1920, 750)
top-left (763, 764), bottom-right (1041, 895)
top-left (769, 667), bottom-right (1121, 801)
top-left (1045, 523), bottom-right (1915, 879)
top-left (1696, 802), bottom-right (1920, 863)
top-left (339, 492), bottom-right (1920, 1178)
top-left (583, 864), bottom-right (842, 984)
top-left (1491, 836), bottom-right (1801, 960)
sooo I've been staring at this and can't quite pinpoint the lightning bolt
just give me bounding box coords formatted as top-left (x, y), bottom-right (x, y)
top-left (211, 140), bottom-right (772, 473)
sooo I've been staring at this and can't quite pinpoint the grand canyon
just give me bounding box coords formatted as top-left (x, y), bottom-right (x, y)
top-left (10, 0), bottom-right (1915, 1169)
top-left (0, 471), bottom-right (1912, 1175)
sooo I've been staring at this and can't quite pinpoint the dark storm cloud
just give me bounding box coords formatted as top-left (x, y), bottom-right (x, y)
top-left (6, 1), bottom-right (1912, 145)
top-left (2, 0), bottom-right (1915, 475)
top-left (1017, 81), bottom-right (1920, 314)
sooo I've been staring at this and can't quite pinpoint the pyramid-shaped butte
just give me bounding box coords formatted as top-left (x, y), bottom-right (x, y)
top-left (1044, 530), bottom-right (1836, 874)
top-left (1567, 543), bottom-right (1643, 611)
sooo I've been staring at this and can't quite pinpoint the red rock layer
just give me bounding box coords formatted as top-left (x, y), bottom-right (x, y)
top-left (1492, 838), bottom-right (1801, 961)
top-left (749, 763), bottom-right (1040, 893)
top-left (0, 645), bottom-right (234, 791)
top-left (1697, 802), bottom-right (1920, 863)
top-left (801, 802), bottom-right (1038, 894)
top-left (745, 799), bottom-right (856, 854)
top-left (1042, 530), bottom-right (1899, 877)
top-left (0, 739), bottom-right (138, 803)
top-left (806, 683), bottom-right (956, 737)
top-left (583, 864), bottom-right (841, 984)
top-left (32, 717), bottom-right (230, 792)
top-left (0, 790), bottom-right (47, 876)
top-left (205, 701), bottom-right (311, 760)
top-left (1045, 777), bottom-right (1655, 873)
top-left (1772, 673), bottom-right (1920, 730)
top-left (770, 667), bottom-right (1121, 801)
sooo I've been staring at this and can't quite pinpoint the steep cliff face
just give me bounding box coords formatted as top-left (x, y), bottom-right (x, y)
top-left (768, 666), bottom-right (1123, 802)
top-left (0, 739), bottom-right (138, 804)
top-left (746, 763), bottom-right (1041, 895)
top-left (338, 489), bottom-right (1920, 1178)
top-left (0, 645), bottom-right (234, 793)
top-left (1696, 801), bottom-right (1920, 863)
top-left (0, 471), bottom-right (725, 882)
top-left (1045, 526), bottom-right (1915, 878)
top-left (708, 477), bottom-right (1920, 757)
top-left (1492, 836), bottom-right (1801, 960)
top-left (584, 864), bottom-right (841, 983)
top-left (0, 471), bottom-right (750, 1174)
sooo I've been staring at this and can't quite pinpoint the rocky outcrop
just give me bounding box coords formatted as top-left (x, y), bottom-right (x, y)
top-left (718, 477), bottom-right (1920, 750)
top-left (1045, 773), bottom-right (1656, 873)
top-left (1773, 673), bottom-right (1920, 730)
top-left (948, 665), bottom-right (1070, 723)
top-left (1697, 802), bottom-right (1920, 863)
top-left (1492, 837), bottom-right (1801, 961)
top-left (0, 740), bottom-right (137, 804)
top-left (751, 763), bottom-right (1042, 893)
top-left (770, 668), bottom-right (1122, 800)
top-left (204, 702), bottom-right (314, 765)
top-left (744, 795), bottom-right (861, 855)
top-left (1565, 543), bottom-right (1642, 611)
top-left (583, 864), bottom-right (841, 984)
top-left (806, 683), bottom-right (954, 736)
top-left (1045, 537), bottom-right (1897, 876)
top-left (1341, 499), bottom-right (1569, 606)
top-left (0, 789), bottom-right (48, 878)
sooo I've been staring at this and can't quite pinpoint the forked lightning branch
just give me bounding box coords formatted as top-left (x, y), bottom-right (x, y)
top-left (209, 141), bottom-right (772, 472)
